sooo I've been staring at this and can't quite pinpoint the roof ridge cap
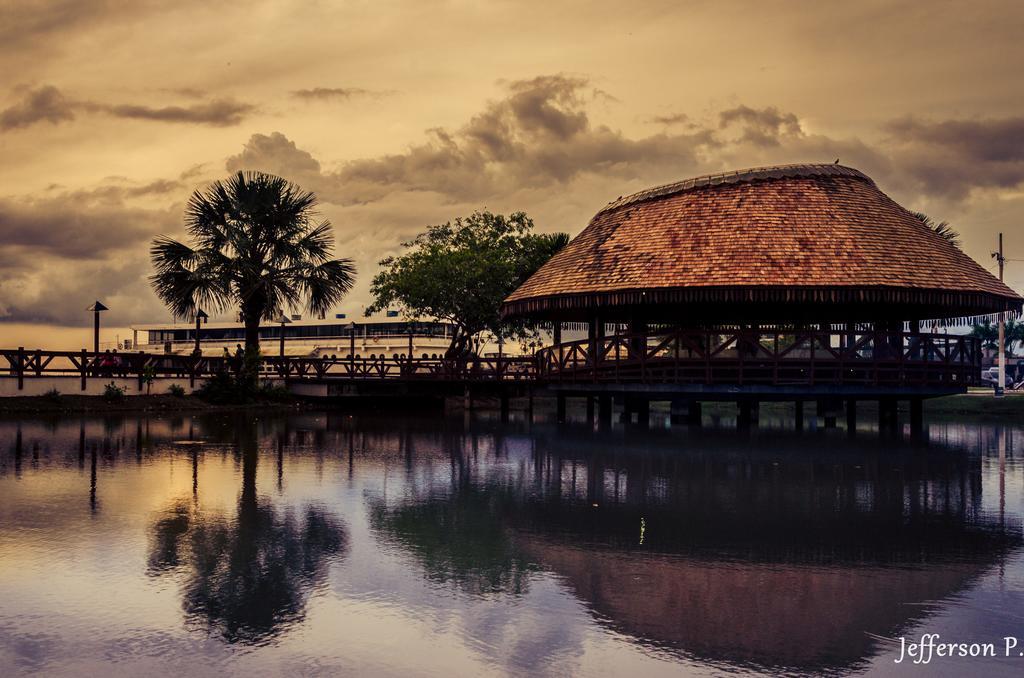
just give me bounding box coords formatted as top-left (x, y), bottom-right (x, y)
top-left (599, 163), bottom-right (873, 214)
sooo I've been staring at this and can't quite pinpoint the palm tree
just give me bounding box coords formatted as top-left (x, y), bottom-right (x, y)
top-left (151, 171), bottom-right (355, 354)
top-left (912, 211), bottom-right (961, 249)
top-left (970, 317), bottom-right (1023, 356)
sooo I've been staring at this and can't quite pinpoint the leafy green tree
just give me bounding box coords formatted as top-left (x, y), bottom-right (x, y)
top-left (367, 211), bottom-right (569, 357)
top-left (912, 212), bottom-right (961, 248)
top-left (150, 172), bottom-right (355, 355)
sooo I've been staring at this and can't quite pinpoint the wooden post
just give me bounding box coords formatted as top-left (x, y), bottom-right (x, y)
top-left (635, 398), bottom-right (650, 428)
top-left (909, 399), bottom-right (924, 439)
top-left (670, 398), bottom-right (685, 425)
top-left (16, 347), bottom-right (24, 391)
top-left (598, 394), bottom-right (613, 425)
top-left (500, 392), bottom-right (510, 423)
top-left (795, 400), bottom-right (804, 430)
top-left (553, 322), bottom-right (563, 373)
top-left (737, 400), bottom-right (754, 429)
top-left (33, 349), bottom-right (42, 376)
top-left (687, 401), bottom-right (702, 426)
top-left (846, 400), bottom-right (857, 435)
top-left (556, 393), bottom-right (567, 423)
top-left (80, 349), bottom-right (88, 391)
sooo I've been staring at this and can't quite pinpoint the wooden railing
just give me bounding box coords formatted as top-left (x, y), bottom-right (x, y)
top-left (1, 328), bottom-right (983, 392)
top-left (0, 348), bottom-right (537, 391)
top-left (535, 328), bottom-right (982, 388)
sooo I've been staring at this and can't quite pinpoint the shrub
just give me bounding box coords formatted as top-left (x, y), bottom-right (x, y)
top-left (103, 382), bottom-right (126, 402)
top-left (258, 381), bottom-right (292, 402)
top-left (42, 388), bottom-right (61, 402)
top-left (167, 384), bottom-right (186, 398)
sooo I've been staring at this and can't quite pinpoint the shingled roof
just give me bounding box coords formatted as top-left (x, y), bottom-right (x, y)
top-left (502, 163), bottom-right (1022, 322)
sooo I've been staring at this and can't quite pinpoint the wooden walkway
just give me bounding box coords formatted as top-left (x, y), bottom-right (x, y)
top-left (1, 328), bottom-right (981, 394)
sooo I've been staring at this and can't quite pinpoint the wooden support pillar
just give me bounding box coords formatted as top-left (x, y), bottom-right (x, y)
top-left (628, 315), bottom-right (647, 368)
top-left (527, 390), bottom-right (535, 423)
top-left (687, 401), bottom-right (702, 426)
top-left (635, 398), bottom-right (650, 428)
top-left (80, 349), bottom-right (88, 391)
top-left (878, 398), bottom-right (898, 433)
top-left (795, 400), bottom-right (804, 431)
top-left (586, 395), bottom-right (595, 424)
top-left (846, 400), bottom-right (857, 435)
top-left (500, 392), bottom-right (510, 423)
top-left (16, 347), bottom-right (24, 391)
top-left (556, 393), bottom-right (567, 423)
top-left (737, 400), bottom-right (753, 429)
top-left (909, 398), bottom-right (924, 439)
top-left (598, 394), bottom-right (613, 425)
top-left (670, 398), bottom-right (686, 425)
top-left (819, 399), bottom-right (837, 428)
top-left (622, 396), bottom-right (648, 426)
top-left (587, 314), bottom-right (600, 367)
top-left (463, 385), bottom-right (472, 411)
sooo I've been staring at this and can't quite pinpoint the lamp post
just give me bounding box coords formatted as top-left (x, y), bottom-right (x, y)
top-left (86, 301), bottom-right (108, 353)
top-left (277, 315), bottom-right (291, 358)
top-left (193, 309), bottom-right (208, 355)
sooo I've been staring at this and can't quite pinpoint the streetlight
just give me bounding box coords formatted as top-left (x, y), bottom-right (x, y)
top-left (86, 301), bottom-right (108, 353)
top-left (193, 309), bottom-right (209, 355)
top-left (277, 315), bottom-right (292, 357)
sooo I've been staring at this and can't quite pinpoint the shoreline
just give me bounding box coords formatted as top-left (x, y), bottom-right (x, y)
top-left (0, 393), bottom-right (305, 414)
top-left (1, 392), bottom-right (1021, 420)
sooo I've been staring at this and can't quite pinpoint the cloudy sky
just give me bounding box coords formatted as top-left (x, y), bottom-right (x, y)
top-left (1, 0), bottom-right (1023, 347)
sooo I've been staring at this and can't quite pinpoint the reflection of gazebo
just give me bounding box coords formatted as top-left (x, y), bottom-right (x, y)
top-left (517, 537), bottom-right (985, 672)
top-left (506, 436), bottom-right (1018, 673)
top-left (502, 164), bottom-right (1022, 427)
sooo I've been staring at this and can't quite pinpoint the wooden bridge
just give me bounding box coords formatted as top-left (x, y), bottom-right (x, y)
top-left (2, 327), bottom-right (980, 394)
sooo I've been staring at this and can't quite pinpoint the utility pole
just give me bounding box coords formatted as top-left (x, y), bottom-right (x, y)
top-left (994, 233), bottom-right (1006, 397)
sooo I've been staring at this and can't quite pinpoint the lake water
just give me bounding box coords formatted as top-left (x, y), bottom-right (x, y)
top-left (1, 405), bottom-right (1023, 677)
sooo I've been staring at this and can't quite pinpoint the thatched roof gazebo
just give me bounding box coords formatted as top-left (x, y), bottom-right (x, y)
top-left (500, 164), bottom-right (1023, 415)
top-left (503, 163), bottom-right (1020, 324)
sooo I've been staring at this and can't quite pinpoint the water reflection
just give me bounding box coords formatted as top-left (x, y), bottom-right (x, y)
top-left (360, 420), bottom-right (1022, 673)
top-left (147, 426), bottom-right (347, 643)
top-left (0, 412), bottom-right (1022, 676)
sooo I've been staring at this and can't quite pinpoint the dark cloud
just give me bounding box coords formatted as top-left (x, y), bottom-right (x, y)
top-left (885, 116), bottom-right (1024, 198)
top-left (0, 1), bottom-right (200, 54)
top-left (0, 85), bottom-right (75, 130)
top-left (291, 87), bottom-right (387, 101)
top-left (0, 183), bottom-right (181, 323)
top-left (226, 132), bottom-right (322, 177)
top-left (329, 74), bottom-right (717, 203)
top-left (0, 192), bottom-right (176, 260)
top-left (97, 98), bottom-right (253, 126)
top-left (0, 85), bottom-right (254, 131)
top-left (0, 256), bottom-right (155, 324)
top-left (223, 78), bottom-right (1018, 216)
top-left (719, 105), bottom-right (802, 147)
top-left (650, 112), bottom-right (690, 126)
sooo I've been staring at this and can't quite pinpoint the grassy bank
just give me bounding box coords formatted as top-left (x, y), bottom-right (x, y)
top-left (924, 392), bottom-right (1024, 419)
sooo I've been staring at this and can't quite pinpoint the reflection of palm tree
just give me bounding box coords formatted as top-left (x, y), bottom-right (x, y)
top-left (368, 455), bottom-right (534, 595)
top-left (148, 430), bottom-right (347, 643)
